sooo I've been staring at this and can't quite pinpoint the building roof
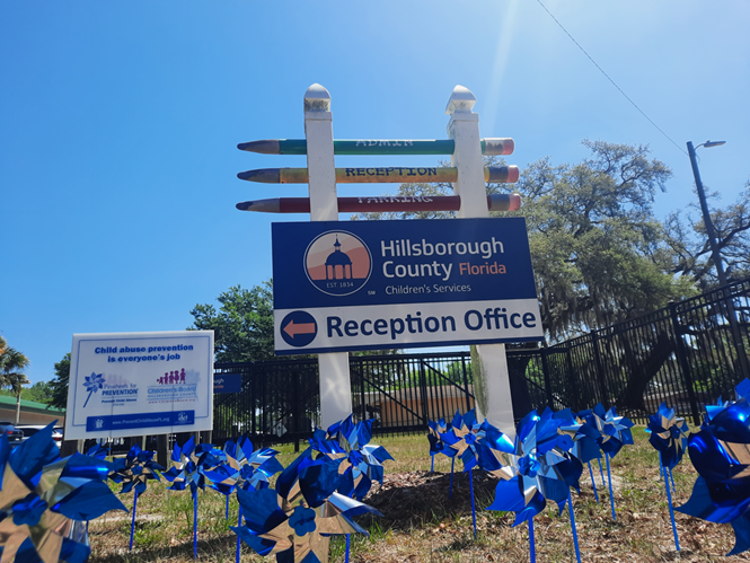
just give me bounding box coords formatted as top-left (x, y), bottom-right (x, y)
top-left (0, 395), bottom-right (65, 415)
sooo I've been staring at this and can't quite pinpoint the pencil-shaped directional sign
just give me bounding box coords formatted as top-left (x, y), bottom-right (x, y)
top-left (237, 138), bottom-right (514, 156)
top-left (237, 166), bottom-right (519, 185)
top-left (235, 193), bottom-right (521, 214)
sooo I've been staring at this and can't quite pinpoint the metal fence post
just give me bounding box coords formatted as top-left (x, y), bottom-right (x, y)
top-left (591, 332), bottom-right (609, 405)
top-left (540, 346), bottom-right (554, 409)
top-left (669, 302), bottom-right (702, 426)
top-left (461, 356), bottom-right (472, 412)
top-left (419, 359), bottom-right (430, 424)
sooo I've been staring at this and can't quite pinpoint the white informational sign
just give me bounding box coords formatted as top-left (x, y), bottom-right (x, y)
top-left (65, 331), bottom-right (214, 440)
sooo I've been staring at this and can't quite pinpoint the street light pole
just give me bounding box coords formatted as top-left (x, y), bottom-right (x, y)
top-left (686, 140), bottom-right (749, 381)
top-left (686, 140), bottom-right (728, 286)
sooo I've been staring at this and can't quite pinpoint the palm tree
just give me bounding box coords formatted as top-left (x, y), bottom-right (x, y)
top-left (0, 347), bottom-right (30, 425)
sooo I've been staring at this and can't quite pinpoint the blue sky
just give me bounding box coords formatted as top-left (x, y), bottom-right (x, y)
top-left (2, 1), bottom-right (748, 384)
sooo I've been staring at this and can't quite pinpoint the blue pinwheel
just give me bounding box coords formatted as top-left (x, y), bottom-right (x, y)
top-left (558, 410), bottom-right (602, 502)
top-left (311, 416), bottom-right (393, 501)
top-left (109, 444), bottom-right (164, 551)
top-left (677, 378), bottom-right (750, 556)
top-left (439, 410), bottom-right (484, 538)
top-left (227, 436), bottom-right (284, 492)
top-left (162, 437), bottom-right (224, 558)
top-left (580, 404), bottom-right (633, 520)
top-left (0, 422), bottom-right (127, 563)
top-left (232, 448), bottom-right (381, 563)
top-left (647, 402), bottom-right (689, 551)
top-left (82, 372), bottom-right (105, 408)
top-left (482, 408), bottom-right (583, 563)
top-left (427, 417), bottom-right (452, 472)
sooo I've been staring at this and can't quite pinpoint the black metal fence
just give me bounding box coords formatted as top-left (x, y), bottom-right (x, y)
top-left (509, 279), bottom-right (750, 425)
top-left (214, 279), bottom-right (750, 444)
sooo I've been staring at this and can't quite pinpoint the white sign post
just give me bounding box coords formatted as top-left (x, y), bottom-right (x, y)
top-left (448, 85), bottom-right (516, 435)
top-left (304, 84), bottom-right (354, 429)
top-left (64, 330), bottom-right (214, 441)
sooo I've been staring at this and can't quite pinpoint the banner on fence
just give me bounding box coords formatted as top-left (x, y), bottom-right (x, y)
top-left (64, 331), bottom-right (214, 440)
top-left (272, 217), bottom-right (543, 354)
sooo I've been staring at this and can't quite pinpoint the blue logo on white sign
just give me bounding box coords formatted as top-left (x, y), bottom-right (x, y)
top-left (304, 231), bottom-right (372, 297)
top-left (280, 311), bottom-right (318, 347)
top-left (82, 372), bottom-right (105, 408)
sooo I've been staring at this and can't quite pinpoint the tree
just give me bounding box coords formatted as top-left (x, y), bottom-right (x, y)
top-left (665, 179), bottom-right (750, 290)
top-left (356, 141), bottom-right (697, 340)
top-left (0, 345), bottom-right (30, 424)
top-left (190, 282), bottom-right (277, 362)
top-left (48, 353), bottom-right (71, 411)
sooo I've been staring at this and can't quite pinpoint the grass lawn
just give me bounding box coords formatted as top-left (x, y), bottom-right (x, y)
top-left (88, 428), bottom-right (745, 562)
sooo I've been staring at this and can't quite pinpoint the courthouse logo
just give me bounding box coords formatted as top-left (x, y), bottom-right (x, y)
top-left (304, 231), bottom-right (372, 296)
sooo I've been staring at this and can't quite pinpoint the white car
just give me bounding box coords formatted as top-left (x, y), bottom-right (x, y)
top-left (16, 425), bottom-right (64, 447)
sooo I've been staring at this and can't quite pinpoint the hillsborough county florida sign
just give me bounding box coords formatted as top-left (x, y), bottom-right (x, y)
top-left (272, 217), bottom-right (543, 354)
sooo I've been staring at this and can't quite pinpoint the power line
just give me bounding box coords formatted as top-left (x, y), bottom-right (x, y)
top-left (535, 0), bottom-right (687, 156)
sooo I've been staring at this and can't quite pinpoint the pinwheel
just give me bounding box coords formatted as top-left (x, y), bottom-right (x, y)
top-left (580, 404), bottom-right (634, 520)
top-left (0, 422), bottom-right (127, 563)
top-left (81, 372), bottom-right (104, 408)
top-left (677, 378), bottom-right (750, 556)
top-left (440, 410), bottom-right (482, 538)
top-left (481, 409), bottom-right (583, 563)
top-left (232, 449), bottom-right (381, 563)
top-left (558, 411), bottom-right (603, 502)
top-left (427, 417), bottom-right (452, 472)
top-left (310, 416), bottom-right (392, 562)
top-left (309, 417), bottom-right (391, 502)
top-left (162, 437), bottom-right (224, 558)
top-left (109, 444), bottom-right (164, 551)
top-left (646, 402), bottom-right (689, 551)
top-left (437, 410), bottom-right (479, 499)
top-left (221, 437), bottom-right (284, 563)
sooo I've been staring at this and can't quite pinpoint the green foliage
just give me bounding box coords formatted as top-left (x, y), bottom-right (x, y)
top-left (189, 282), bottom-right (276, 362)
top-left (354, 140), bottom-right (702, 340)
top-left (666, 178), bottom-right (750, 290)
top-left (48, 353), bottom-right (71, 410)
top-left (0, 380), bottom-right (53, 405)
top-left (509, 140), bottom-right (696, 339)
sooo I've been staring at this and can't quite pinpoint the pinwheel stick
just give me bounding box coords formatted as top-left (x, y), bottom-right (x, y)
top-left (605, 453), bottom-right (616, 520)
top-left (346, 535), bottom-right (351, 563)
top-left (529, 518), bottom-right (536, 563)
top-left (568, 491), bottom-right (582, 563)
top-left (664, 468), bottom-right (681, 551)
top-left (469, 468), bottom-right (477, 539)
top-left (192, 488), bottom-right (198, 559)
top-left (588, 462), bottom-right (600, 503)
top-left (129, 490), bottom-right (139, 551)
top-left (235, 505), bottom-right (242, 563)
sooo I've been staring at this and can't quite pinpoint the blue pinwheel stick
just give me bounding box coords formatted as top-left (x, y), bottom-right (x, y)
top-left (647, 402), bottom-right (688, 552)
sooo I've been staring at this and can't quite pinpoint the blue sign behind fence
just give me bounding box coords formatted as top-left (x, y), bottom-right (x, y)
top-left (214, 373), bottom-right (242, 394)
top-left (272, 218), bottom-right (543, 354)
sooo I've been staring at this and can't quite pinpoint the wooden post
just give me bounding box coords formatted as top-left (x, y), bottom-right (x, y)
top-left (447, 85), bottom-right (516, 435)
top-left (304, 84), bottom-right (353, 428)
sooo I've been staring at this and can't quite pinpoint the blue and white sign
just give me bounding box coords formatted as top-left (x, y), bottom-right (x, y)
top-left (214, 373), bottom-right (242, 394)
top-left (272, 218), bottom-right (543, 354)
top-left (64, 331), bottom-right (214, 440)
